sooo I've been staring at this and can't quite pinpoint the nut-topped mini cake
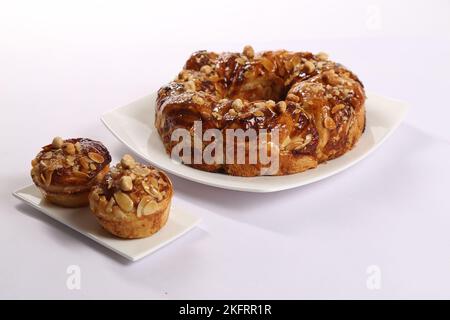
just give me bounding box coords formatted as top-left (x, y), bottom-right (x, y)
top-left (31, 137), bottom-right (112, 207)
top-left (89, 154), bottom-right (173, 239)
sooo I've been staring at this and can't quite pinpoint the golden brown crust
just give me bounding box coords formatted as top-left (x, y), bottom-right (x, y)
top-left (39, 188), bottom-right (92, 208)
top-left (89, 155), bottom-right (173, 239)
top-left (156, 46), bottom-right (366, 176)
top-left (31, 137), bottom-right (111, 207)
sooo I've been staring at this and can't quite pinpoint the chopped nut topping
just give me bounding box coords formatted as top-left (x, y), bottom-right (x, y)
top-left (114, 191), bottom-right (134, 212)
top-left (343, 88), bottom-right (353, 96)
top-left (66, 155), bottom-right (75, 166)
top-left (200, 65), bottom-right (213, 74)
top-left (184, 80), bottom-right (196, 92)
top-left (322, 69), bottom-right (343, 85)
top-left (74, 142), bottom-right (82, 153)
top-left (142, 200), bottom-right (158, 216)
top-left (133, 166), bottom-right (150, 177)
top-left (149, 176), bottom-right (159, 189)
top-left (286, 94), bottom-right (300, 102)
top-left (62, 143), bottom-right (76, 155)
top-left (232, 99), bottom-right (244, 111)
top-left (137, 196), bottom-right (151, 217)
top-left (228, 108), bottom-right (237, 116)
top-left (276, 101), bottom-right (287, 113)
top-left (142, 180), bottom-right (162, 201)
top-left (212, 112), bottom-right (222, 120)
top-left (303, 60), bottom-right (315, 74)
top-left (88, 152), bottom-right (105, 163)
top-left (332, 104), bottom-right (346, 114)
top-left (266, 100), bottom-right (276, 108)
top-left (79, 157), bottom-right (90, 170)
top-left (317, 52), bottom-right (329, 61)
top-left (121, 154), bottom-right (136, 169)
top-left (141, 181), bottom-right (151, 194)
top-left (324, 116), bottom-right (337, 130)
top-left (192, 95), bottom-right (205, 105)
top-left (179, 70), bottom-right (192, 81)
top-left (243, 45), bottom-right (255, 59)
top-left (105, 197), bottom-right (115, 214)
top-left (52, 137), bottom-right (63, 149)
top-left (119, 176), bottom-right (133, 192)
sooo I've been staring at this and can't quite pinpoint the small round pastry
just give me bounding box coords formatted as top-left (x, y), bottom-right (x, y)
top-left (31, 137), bottom-right (112, 207)
top-left (89, 154), bottom-right (173, 239)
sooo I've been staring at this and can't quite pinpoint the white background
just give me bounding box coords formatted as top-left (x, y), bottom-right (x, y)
top-left (1, 0), bottom-right (450, 299)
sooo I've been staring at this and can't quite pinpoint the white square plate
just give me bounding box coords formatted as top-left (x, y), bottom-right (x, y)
top-left (13, 185), bottom-right (201, 261)
top-left (101, 92), bottom-right (408, 193)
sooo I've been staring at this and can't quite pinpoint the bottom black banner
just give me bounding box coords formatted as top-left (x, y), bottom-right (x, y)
top-left (0, 300), bottom-right (440, 318)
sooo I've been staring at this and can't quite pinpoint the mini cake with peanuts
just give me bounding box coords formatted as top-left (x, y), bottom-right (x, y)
top-left (88, 154), bottom-right (173, 239)
top-left (31, 137), bottom-right (111, 207)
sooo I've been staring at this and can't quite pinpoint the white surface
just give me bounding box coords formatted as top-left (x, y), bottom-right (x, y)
top-left (1, 0), bottom-right (450, 299)
top-left (13, 185), bottom-right (201, 261)
top-left (102, 92), bottom-right (408, 192)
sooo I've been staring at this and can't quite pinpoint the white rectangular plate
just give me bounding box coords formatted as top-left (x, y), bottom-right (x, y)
top-left (13, 185), bottom-right (201, 261)
top-left (101, 92), bottom-right (408, 193)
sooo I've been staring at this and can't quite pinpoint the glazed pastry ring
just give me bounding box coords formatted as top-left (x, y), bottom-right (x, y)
top-left (156, 46), bottom-right (366, 176)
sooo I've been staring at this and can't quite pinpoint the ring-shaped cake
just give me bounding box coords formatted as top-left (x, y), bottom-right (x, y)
top-left (156, 46), bottom-right (365, 176)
